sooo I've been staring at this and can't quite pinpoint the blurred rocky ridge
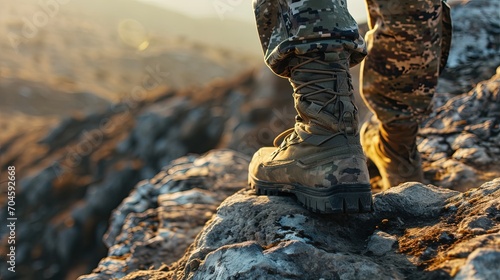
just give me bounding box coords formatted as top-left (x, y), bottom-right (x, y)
top-left (0, 0), bottom-right (260, 101)
top-left (0, 0), bottom-right (260, 142)
top-left (0, 0), bottom-right (499, 279)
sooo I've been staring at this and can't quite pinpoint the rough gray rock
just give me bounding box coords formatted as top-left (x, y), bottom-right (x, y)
top-left (454, 249), bottom-right (500, 280)
top-left (438, 0), bottom-right (500, 95)
top-left (190, 240), bottom-right (402, 280)
top-left (78, 150), bottom-right (249, 280)
top-left (373, 182), bottom-right (459, 218)
top-left (367, 231), bottom-right (398, 256)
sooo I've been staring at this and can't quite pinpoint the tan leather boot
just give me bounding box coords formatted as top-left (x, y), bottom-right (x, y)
top-left (249, 53), bottom-right (373, 214)
top-left (361, 117), bottom-right (423, 190)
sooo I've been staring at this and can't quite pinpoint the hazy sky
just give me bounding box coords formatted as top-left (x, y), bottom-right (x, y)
top-left (139, 0), bottom-right (368, 23)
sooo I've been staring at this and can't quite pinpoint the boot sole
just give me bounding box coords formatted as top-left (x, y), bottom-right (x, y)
top-left (249, 175), bottom-right (373, 214)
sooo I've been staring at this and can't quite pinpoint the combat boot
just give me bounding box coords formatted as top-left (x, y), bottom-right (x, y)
top-left (249, 53), bottom-right (373, 214)
top-left (360, 117), bottom-right (423, 190)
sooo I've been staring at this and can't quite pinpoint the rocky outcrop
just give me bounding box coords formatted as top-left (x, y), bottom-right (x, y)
top-left (78, 150), bottom-right (249, 280)
top-left (78, 150), bottom-right (499, 280)
top-left (175, 180), bottom-right (498, 280)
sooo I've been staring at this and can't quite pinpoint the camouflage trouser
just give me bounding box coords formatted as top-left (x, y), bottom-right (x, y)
top-left (253, 0), bottom-right (451, 124)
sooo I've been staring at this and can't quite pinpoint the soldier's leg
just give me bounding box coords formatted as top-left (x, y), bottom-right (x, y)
top-left (360, 0), bottom-right (450, 189)
top-left (253, 0), bottom-right (367, 76)
top-left (249, 0), bottom-right (373, 213)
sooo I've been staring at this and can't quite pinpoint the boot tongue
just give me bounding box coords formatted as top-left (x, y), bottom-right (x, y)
top-left (289, 55), bottom-right (351, 102)
top-left (288, 54), bottom-right (358, 140)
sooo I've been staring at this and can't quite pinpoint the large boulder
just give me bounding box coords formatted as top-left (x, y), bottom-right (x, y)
top-left (78, 150), bottom-right (499, 280)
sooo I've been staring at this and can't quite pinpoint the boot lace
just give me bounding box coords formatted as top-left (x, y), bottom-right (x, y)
top-left (289, 55), bottom-right (354, 115)
top-left (273, 55), bottom-right (358, 151)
